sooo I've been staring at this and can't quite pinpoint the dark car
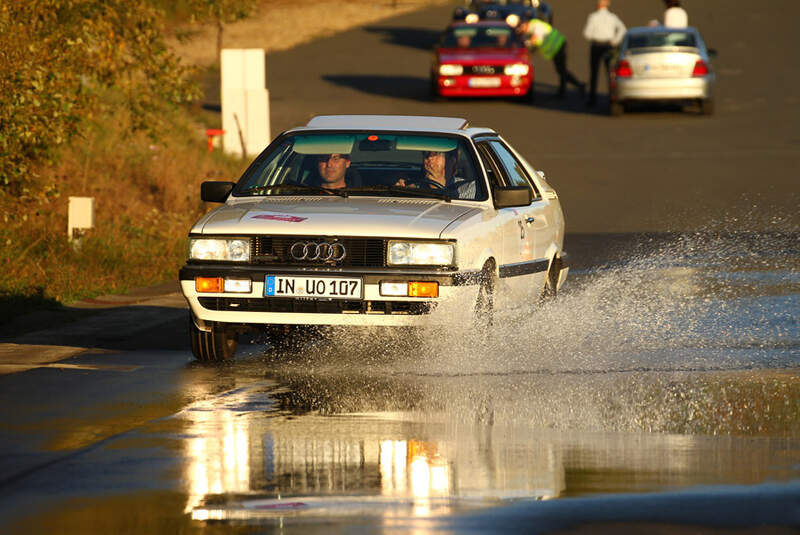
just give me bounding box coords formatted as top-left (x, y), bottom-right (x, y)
top-left (452, 0), bottom-right (552, 29)
top-left (431, 22), bottom-right (535, 101)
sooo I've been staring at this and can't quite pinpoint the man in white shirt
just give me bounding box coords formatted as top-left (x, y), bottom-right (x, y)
top-left (664, 0), bottom-right (689, 28)
top-left (583, 0), bottom-right (626, 107)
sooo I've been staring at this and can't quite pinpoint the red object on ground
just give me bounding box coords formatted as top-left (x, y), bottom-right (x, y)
top-left (205, 129), bottom-right (226, 152)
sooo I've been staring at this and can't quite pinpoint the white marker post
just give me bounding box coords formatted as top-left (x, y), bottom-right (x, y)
top-left (220, 49), bottom-right (271, 159)
top-left (67, 196), bottom-right (95, 247)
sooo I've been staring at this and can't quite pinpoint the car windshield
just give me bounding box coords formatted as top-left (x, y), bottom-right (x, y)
top-left (234, 132), bottom-right (487, 201)
top-left (628, 31), bottom-right (697, 49)
top-left (442, 25), bottom-right (522, 49)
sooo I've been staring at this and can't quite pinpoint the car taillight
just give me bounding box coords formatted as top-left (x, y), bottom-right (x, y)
top-left (615, 60), bottom-right (632, 78)
top-left (692, 59), bottom-right (709, 76)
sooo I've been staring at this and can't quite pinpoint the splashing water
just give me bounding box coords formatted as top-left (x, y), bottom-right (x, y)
top-left (252, 232), bottom-right (800, 435)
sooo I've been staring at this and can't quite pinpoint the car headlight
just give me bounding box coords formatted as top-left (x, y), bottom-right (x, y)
top-left (504, 63), bottom-right (530, 76)
top-left (387, 241), bottom-right (455, 266)
top-left (505, 14), bottom-right (520, 27)
top-left (189, 238), bottom-right (251, 262)
top-left (465, 13), bottom-right (479, 23)
top-left (439, 64), bottom-right (464, 76)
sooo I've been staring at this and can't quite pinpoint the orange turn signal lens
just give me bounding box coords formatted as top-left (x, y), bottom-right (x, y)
top-left (408, 281), bottom-right (439, 298)
top-left (195, 277), bottom-right (223, 293)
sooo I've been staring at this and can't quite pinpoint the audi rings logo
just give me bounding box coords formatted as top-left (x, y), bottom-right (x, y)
top-left (290, 241), bottom-right (347, 262)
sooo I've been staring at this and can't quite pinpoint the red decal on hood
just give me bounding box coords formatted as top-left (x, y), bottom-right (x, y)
top-left (252, 214), bottom-right (307, 223)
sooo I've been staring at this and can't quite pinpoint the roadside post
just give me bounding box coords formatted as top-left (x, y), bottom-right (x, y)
top-left (220, 49), bottom-right (270, 159)
top-left (67, 196), bottom-right (94, 248)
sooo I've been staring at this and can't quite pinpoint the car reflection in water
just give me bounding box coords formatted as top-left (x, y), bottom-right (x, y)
top-left (183, 412), bottom-right (564, 522)
top-left (180, 373), bottom-right (566, 522)
top-left (178, 359), bottom-right (800, 525)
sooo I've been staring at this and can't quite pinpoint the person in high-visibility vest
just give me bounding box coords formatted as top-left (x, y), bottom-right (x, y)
top-left (519, 17), bottom-right (585, 99)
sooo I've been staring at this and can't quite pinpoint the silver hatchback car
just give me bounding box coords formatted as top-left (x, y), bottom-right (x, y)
top-left (609, 26), bottom-right (716, 116)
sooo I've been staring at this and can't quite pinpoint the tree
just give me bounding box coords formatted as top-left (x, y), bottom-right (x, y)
top-left (0, 0), bottom-right (199, 194)
top-left (185, 0), bottom-right (257, 60)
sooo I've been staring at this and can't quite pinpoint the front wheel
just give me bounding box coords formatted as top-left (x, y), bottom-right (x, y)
top-left (430, 76), bottom-right (444, 102)
top-left (526, 81), bottom-right (536, 104)
top-left (190, 318), bottom-right (238, 362)
top-left (474, 263), bottom-right (497, 327)
top-left (540, 257), bottom-right (561, 302)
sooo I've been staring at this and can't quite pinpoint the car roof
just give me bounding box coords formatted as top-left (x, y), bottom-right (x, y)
top-left (298, 115), bottom-right (496, 136)
top-left (626, 26), bottom-right (700, 35)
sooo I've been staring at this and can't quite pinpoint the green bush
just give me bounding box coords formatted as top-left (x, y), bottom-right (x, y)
top-left (0, 0), bottom-right (199, 195)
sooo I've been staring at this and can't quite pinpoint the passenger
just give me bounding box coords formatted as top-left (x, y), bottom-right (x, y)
top-left (495, 33), bottom-right (509, 47)
top-left (456, 34), bottom-right (472, 48)
top-left (397, 150), bottom-right (476, 199)
top-left (316, 153), bottom-right (350, 190)
top-left (518, 18), bottom-right (585, 99)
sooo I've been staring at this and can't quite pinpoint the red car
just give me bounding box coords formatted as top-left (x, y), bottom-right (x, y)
top-left (431, 21), bottom-right (535, 101)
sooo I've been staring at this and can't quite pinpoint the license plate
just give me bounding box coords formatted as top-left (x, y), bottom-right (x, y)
top-left (642, 63), bottom-right (683, 76)
top-left (468, 77), bottom-right (501, 88)
top-left (265, 275), bottom-right (363, 300)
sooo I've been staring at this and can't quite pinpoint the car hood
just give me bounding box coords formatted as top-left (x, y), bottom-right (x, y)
top-left (194, 197), bottom-right (481, 239)
top-left (438, 48), bottom-right (529, 65)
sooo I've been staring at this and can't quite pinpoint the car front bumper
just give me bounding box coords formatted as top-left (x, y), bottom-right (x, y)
top-left (436, 74), bottom-right (532, 98)
top-left (180, 265), bottom-right (481, 329)
top-left (613, 75), bottom-right (713, 101)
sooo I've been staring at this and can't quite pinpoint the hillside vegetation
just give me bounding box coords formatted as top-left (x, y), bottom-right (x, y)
top-left (0, 0), bottom-right (250, 322)
top-left (0, 0), bottom-right (437, 324)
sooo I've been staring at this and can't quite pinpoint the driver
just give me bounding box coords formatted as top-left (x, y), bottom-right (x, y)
top-left (397, 150), bottom-right (476, 199)
top-left (316, 153), bottom-right (350, 189)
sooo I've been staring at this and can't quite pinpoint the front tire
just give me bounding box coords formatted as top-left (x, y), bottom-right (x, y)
top-left (540, 257), bottom-right (561, 302)
top-left (190, 318), bottom-right (238, 362)
top-left (430, 76), bottom-right (444, 102)
top-left (526, 81), bottom-right (536, 104)
top-left (474, 262), bottom-right (496, 327)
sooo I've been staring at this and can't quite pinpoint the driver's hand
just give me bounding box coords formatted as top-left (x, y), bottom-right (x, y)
top-left (395, 178), bottom-right (418, 188)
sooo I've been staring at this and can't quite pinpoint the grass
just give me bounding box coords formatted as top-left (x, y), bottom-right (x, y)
top-left (0, 98), bottom-right (247, 324)
top-left (0, 0), bottom-right (445, 325)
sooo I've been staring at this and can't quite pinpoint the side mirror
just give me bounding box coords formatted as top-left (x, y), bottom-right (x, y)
top-left (493, 186), bottom-right (532, 208)
top-left (707, 48), bottom-right (718, 58)
top-left (201, 181), bottom-right (235, 203)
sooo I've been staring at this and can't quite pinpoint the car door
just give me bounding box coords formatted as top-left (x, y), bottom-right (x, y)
top-left (482, 138), bottom-right (551, 300)
top-left (475, 140), bottom-right (522, 291)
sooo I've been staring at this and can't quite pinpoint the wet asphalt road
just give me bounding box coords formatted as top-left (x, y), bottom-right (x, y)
top-left (1, 0), bottom-right (799, 533)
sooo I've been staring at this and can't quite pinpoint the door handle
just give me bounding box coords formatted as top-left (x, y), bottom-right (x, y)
top-left (525, 217), bottom-right (535, 224)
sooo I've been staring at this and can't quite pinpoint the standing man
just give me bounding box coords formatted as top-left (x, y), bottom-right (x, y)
top-left (664, 0), bottom-right (688, 28)
top-left (519, 18), bottom-right (585, 99)
top-left (582, 0), bottom-right (626, 108)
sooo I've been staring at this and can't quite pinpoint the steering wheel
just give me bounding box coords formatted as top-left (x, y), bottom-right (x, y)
top-left (402, 177), bottom-right (446, 191)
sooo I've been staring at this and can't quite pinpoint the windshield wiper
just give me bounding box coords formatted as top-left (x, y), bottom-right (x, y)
top-left (346, 185), bottom-right (451, 202)
top-left (239, 184), bottom-right (349, 198)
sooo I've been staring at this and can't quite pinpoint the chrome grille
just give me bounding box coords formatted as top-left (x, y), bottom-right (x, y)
top-left (252, 236), bottom-right (386, 267)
